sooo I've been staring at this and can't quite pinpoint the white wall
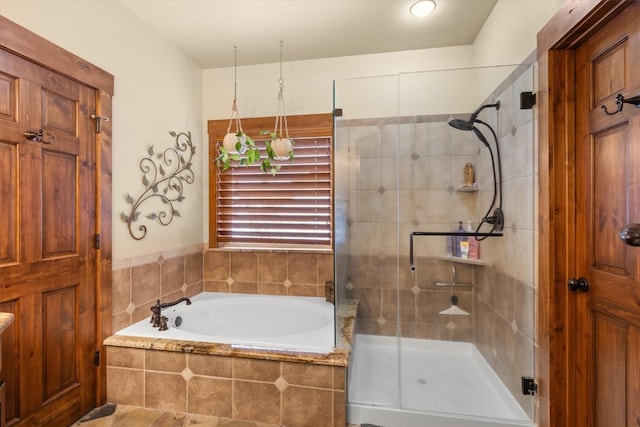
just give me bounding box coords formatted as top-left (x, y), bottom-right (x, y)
top-left (473, 0), bottom-right (565, 67)
top-left (0, 0), bottom-right (565, 260)
top-left (0, 0), bottom-right (204, 260)
top-left (203, 45), bottom-right (475, 121)
top-left (203, 0), bottom-right (565, 121)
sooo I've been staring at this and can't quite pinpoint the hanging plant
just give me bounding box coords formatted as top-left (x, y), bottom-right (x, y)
top-left (213, 46), bottom-right (282, 175)
top-left (268, 40), bottom-right (295, 162)
top-left (213, 44), bottom-right (294, 176)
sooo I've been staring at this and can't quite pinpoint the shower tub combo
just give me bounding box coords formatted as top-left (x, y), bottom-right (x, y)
top-left (104, 292), bottom-right (354, 427)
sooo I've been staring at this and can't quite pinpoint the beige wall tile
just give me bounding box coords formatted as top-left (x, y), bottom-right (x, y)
top-left (161, 256), bottom-right (184, 295)
top-left (333, 367), bottom-right (346, 391)
top-left (185, 252), bottom-right (203, 285)
top-left (515, 281), bottom-right (534, 341)
top-left (203, 280), bottom-right (230, 293)
top-left (145, 349), bottom-right (186, 373)
top-left (258, 252), bottom-right (287, 284)
top-left (234, 381), bottom-right (281, 425)
top-left (234, 358), bottom-right (280, 382)
top-left (112, 268), bottom-right (131, 315)
top-left (145, 371), bottom-right (186, 412)
top-left (204, 250), bottom-right (229, 280)
top-left (229, 281), bottom-right (258, 294)
top-left (188, 354), bottom-right (232, 378)
top-left (230, 252), bottom-right (258, 283)
top-left (282, 386), bottom-right (332, 427)
top-left (334, 390), bottom-right (346, 426)
top-left (131, 263), bottom-right (161, 306)
top-left (188, 376), bottom-right (233, 417)
top-left (317, 253), bottom-right (334, 285)
top-left (257, 282), bottom-right (288, 295)
top-left (106, 367), bottom-right (144, 406)
top-left (286, 284), bottom-right (317, 297)
top-left (288, 253), bottom-right (318, 285)
top-left (282, 362), bottom-right (332, 388)
top-left (107, 347), bottom-right (144, 369)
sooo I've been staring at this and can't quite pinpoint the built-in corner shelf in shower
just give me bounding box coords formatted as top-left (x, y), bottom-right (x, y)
top-left (410, 231), bottom-right (501, 271)
top-left (435, 256), bottom-right (488, 266)
top-left (456, 184), bottom-right (479, 192)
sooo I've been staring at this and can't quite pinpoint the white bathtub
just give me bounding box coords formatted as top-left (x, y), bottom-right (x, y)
top-left (116, 292), bottom-right (336, 353)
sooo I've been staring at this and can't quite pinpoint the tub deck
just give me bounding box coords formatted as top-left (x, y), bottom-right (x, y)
top-left (104, 298), bottom-right (357, 367)
top-left (103, 299), bottom-right (357, 427)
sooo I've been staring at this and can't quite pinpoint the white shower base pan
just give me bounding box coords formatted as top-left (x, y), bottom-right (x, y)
top-left (347, 335), bottom-right (535, 427)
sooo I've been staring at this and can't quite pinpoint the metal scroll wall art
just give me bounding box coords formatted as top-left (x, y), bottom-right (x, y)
top-left (121, 131), bottom-right (195, 240)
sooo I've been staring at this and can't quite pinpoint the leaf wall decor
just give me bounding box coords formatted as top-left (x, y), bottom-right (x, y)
top-left (121, 131), bottom-right (196, 240)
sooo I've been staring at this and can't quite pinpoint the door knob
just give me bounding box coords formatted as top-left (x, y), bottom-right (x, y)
top-left (568, 277), bottom-right (589, 292)
top-left (619, 223), bottom-right (640, 246)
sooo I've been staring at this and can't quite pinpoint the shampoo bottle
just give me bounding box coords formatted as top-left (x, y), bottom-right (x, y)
top-left (466, 220), bottom-right (480, 260)
top-left (454, 221), bottom-right (464, 257)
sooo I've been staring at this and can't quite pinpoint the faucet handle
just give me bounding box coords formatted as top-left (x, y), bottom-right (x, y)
top-left (150, 299), bottom-right (162, 327)
top-left (159, 316), bottom-right (169, 331)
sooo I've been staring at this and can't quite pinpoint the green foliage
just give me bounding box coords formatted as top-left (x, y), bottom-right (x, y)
top-left (214, 130), bottom-right (293, 175)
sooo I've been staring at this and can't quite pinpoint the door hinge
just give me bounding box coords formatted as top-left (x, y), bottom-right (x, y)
top-left (95, 234), bottom-right (100, 249)
top-left (521, 376), bottom-right (538, 396)
top-left (93, 349), bottom-right (100, 366)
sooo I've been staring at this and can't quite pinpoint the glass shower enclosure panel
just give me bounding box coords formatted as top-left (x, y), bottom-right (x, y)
top-left (337, 64), bottom-right (536, 426)
top-left (334, 73), bottom-right (402, 408)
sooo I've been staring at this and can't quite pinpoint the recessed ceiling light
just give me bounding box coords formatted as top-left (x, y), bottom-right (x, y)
top-left (410, 0), bottom-right (436, 17)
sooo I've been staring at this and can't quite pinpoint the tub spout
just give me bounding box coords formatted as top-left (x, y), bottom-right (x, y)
top-left (150, 297), bottom-right (192, 328)
top-left (325, 280), bottom-right (335, 304)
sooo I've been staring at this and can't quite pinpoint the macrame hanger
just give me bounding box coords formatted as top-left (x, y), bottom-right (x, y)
top-left (274, 41), bottom-right (290, 139)
top-left (227, 46), bottom-right (243, 135)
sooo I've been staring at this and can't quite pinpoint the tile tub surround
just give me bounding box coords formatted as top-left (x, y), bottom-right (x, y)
top-left (112, 245), bottom-right (205, 332)
top-left (204, 250), bottom-right (334, 298)
top-left (112, 247), bottom-right (334, 332)
top-left (104, 300), bottom-right (356, 427)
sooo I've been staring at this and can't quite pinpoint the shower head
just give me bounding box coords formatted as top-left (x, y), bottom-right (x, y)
top-left (448, 118), bottom-right (475, 131)
top-left (448, 101), bottom-right (501, 132)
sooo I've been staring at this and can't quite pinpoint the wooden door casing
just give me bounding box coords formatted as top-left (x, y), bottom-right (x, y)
top-left (575, 4), bottom-right (640, 425)
top-left (536, 1), bottom-right (637, 426)
top-left (0, 46), bottom-right (97, 425)
top-left (0, 15), bottom-right (117, 424)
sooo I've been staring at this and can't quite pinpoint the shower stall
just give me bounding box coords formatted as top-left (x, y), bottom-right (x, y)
top-left (334, 64), bottom-right (537, 427)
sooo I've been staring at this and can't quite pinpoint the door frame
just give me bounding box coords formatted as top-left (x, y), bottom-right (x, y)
top-left (536, 1), bottom-right (632, 426)
top-left (0, 17), bottom-right (113, 405)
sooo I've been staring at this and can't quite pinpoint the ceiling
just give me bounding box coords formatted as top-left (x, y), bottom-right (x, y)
top-left (120, 0), bottom-right (498, 69)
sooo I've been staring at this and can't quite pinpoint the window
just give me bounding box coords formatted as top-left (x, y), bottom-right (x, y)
top-left (208, 113), bottom-right (333, 250)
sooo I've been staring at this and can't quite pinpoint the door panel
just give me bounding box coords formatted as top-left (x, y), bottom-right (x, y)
top-left (42, 151), bottom-right (77, 257)
top-left (0, 44), bottom-right (97, 425)
top-left (575, 2), bottom-right (640, 425)
top-left (0, 141), bottom-right (17, 264)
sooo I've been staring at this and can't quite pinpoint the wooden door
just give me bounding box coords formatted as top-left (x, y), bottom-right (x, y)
top-left (573, 3), bottom-right (640, 425)
top-left (0, 45), bottom-right (97, 425)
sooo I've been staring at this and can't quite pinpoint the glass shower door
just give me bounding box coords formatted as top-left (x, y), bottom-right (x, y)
top-left (334, 74), bottom-right (403, 411)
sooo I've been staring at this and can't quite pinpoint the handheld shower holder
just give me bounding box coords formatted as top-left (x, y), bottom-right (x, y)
top-left (483, 207), bottom-right (504, 232)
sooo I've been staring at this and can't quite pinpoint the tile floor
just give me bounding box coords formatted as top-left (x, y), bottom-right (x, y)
top-left (72, 404), bottom-right (362, 427)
